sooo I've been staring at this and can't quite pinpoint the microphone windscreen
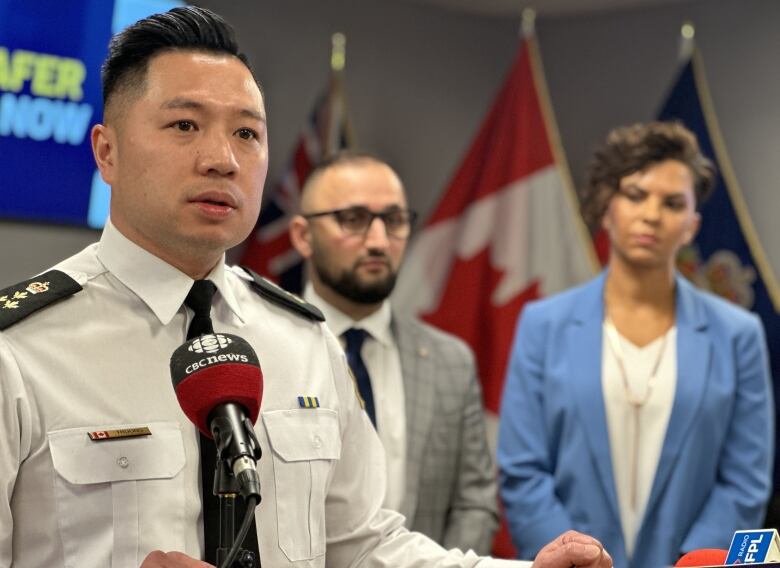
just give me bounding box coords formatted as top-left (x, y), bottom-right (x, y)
top-left (170, 333), bottom-right (262, 437)
top-left (675, 549), bottom-right (728, 567)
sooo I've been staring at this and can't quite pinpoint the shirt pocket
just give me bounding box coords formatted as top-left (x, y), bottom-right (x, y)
top-left (263, 408), bottom-right (341, 563)
top-left (47, 421), bottom-right (186, 568)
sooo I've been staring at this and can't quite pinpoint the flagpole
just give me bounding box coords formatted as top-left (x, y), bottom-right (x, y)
top-left (523, 10), bottom-right (600, 273)
top-left (322, 32), bottom-right (354, 158)
top-left (678, 21), bottom-right (695, 63)
top-left (331, 32), bottom-right (345, 72)
top-left (520, 8), bottom-right (535, 38)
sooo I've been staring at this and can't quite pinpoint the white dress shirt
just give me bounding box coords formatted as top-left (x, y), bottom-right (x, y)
top-left (0, 219), bottom-right (528, 567)
top-left (602, 323), bottom-right (677, 558)
top-left (303, 284), bottom-right (408, 511)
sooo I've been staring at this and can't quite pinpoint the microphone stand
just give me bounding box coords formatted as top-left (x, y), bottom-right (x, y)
top-left (212, 419), bottom-right (262, 568)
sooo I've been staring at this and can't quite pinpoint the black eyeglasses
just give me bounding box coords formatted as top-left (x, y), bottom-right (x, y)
top-left (303, 206), bottom-right (418, 239)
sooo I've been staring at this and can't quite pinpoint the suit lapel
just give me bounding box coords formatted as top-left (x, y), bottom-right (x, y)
top-left (568, 272), bottom-right (623, 527)
top-left (641, 275), bottom-right (711, 526)
top-left (393, 315), bottom-right (436, 521)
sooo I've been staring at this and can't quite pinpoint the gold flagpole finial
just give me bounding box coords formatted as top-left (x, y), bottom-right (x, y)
top-left (331, 32), bottom-right (346, 72)
top-left (681, 21), bottom-right (695, 40)
top-left (679, 21), bottom-right (695, 61)
top-left (520, 8), bottom-right (536, 38)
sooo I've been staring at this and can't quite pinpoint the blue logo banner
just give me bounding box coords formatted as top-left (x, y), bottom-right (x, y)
top-left (0, 0), bottom-right (181, 228)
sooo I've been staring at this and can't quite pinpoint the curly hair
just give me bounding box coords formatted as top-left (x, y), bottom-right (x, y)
top-left (580, 121), bottom-right (716, 230)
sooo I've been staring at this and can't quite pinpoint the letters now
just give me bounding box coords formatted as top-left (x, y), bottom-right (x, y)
top-left (0, 93), bottom-right (93, 145)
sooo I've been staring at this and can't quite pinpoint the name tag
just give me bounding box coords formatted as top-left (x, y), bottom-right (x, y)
top-left (88, 426), bottom-right (152, 441)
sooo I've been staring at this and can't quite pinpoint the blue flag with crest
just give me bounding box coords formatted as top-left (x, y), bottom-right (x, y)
top-left (659, 49), bottom-right (780, 505)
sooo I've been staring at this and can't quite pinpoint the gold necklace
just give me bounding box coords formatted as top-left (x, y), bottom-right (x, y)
top-left (604, 317), bottom-right (670, 510)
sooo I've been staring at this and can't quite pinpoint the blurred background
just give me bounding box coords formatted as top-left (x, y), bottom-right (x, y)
top-left (2, 0), bottom-right (777, 289)
top-left (2, 0), bottom-right (779, 541)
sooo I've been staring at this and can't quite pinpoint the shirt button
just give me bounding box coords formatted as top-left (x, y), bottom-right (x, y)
top-left (313, 435), bottom-right (322, 449)
top-left (117, 456), bottom-right (130, 468)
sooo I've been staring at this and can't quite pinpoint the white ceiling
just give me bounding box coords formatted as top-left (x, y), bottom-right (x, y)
top-left (398, 0), bottom-right (692, 17)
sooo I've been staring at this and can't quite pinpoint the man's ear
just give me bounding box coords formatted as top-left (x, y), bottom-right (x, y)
top-left (91, 123), bottom-right (117, 186)
top-left (289, 215), bottom-right (313, 259)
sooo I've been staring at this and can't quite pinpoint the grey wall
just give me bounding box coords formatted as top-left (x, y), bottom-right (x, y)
top-left (540, 0), bottom-right (780, 255)
top-left (203, 0), bottom-right (519, 221)
top-left (3, 0), bottom-right (779, 288)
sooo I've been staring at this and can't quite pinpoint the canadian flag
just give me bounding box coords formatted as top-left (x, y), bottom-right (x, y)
top-left (393, 35), bottom-right (596, 556)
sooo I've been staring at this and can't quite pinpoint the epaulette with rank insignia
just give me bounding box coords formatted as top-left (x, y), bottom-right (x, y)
top-left (240, 267), bottom-right (325, 322)
top-left (0, 270), bottom-right (82, 331)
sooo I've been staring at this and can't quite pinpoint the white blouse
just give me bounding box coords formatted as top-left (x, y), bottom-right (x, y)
top-left (602, 322), bottom-right (677, 558)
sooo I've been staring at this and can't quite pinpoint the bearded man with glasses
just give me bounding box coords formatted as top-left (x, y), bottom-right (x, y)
top-left (289, 151), bottom-right (500, 554)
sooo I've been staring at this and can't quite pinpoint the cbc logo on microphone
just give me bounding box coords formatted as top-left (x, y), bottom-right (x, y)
top-left (188, 334), bottom-right (232, 354)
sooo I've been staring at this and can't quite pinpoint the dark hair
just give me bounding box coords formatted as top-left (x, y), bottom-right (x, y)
top-left (580, 121), bottom-right (716, 229)
top-left (306, 150), bottom-right (389, 183)
top-left (101, 6), bottom-right (257, 113)
top-left (299, 151), bottom-right (404, 211)
top-left (302, 150), bottom-right (398, 190)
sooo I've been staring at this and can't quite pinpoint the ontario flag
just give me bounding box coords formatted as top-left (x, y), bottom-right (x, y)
top-left (393, 34), bottom-right (596, 557)
top-left (240, 34), bottom-right (353, 294)
top-left (658, 45), bottom-right (780, 516)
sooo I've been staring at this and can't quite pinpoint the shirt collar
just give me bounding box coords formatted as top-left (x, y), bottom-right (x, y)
top-left (303, 283), bottom-right (393, 346)
top-left (96, 219), bottom-right (244, 325)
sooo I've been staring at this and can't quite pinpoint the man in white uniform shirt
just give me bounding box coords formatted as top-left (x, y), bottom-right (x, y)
top-left (288, 152), bottom-right (499, 553)
top-left (0, 6), bottom-right (612, 568)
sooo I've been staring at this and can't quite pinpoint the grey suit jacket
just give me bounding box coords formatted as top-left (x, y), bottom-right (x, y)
top-left (393, 312), bottom-right (499, 554)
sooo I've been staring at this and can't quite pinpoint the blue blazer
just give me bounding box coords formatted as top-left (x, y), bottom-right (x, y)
top-left (498, 272), bottom-right (774, 568)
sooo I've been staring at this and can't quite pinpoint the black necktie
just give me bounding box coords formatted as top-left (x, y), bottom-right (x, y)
top-left (184, 280), bottom-right (259, 566)
top-left (343, 328), bottom-right (377, 428)
top-left (185, 280), bottom-right (217, 340)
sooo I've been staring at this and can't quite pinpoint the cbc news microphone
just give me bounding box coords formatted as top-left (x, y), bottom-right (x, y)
top-left (170, 333), bottom-right (263, 499)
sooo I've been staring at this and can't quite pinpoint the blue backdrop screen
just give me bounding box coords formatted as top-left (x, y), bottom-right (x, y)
top-left (0, 0), bottom-right (182, 228)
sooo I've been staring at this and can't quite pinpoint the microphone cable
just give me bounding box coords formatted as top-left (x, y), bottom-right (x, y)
top-left (219, 495), bottom-right (260, 568)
